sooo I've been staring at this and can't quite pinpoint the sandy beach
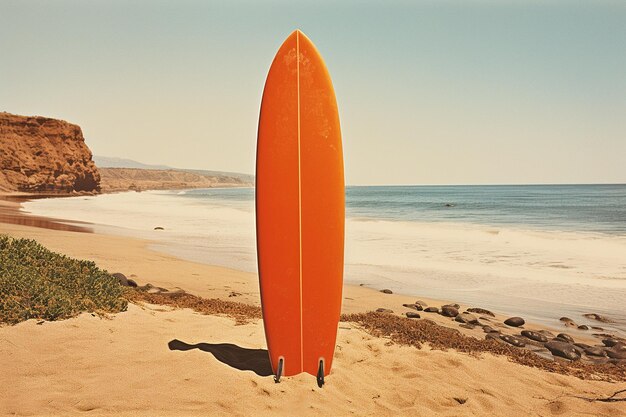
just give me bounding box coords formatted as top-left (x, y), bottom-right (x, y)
top-left (1, 196), bottom-right (625, 417)
top-left (4, 2), bottom-right (626, 415)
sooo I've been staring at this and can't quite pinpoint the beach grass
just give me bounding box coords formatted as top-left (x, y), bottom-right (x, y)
top-left (0, 235), bottom-right (127, 324)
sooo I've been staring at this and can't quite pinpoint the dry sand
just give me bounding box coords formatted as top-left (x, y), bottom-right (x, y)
top-left (2, 302), bottom-right (624, 417)
top-left (1, 214), bottom-right (625, 416)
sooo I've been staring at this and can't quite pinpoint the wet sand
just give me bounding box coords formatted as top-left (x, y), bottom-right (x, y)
top-left (0, 194), bottom-right (92, 233)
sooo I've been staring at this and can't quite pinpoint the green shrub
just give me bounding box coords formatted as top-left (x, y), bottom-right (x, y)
top-left (0, 235), bottom-right (127, 324)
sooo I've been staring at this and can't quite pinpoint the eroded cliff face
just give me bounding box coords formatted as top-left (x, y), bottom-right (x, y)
top-left (0, 112), bottom-right (100, 193)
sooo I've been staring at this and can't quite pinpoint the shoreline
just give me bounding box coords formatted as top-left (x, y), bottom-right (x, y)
top-left (18, 190), bottom-right (626, 332)
top-left (0, 194), bottom-right (580, 316)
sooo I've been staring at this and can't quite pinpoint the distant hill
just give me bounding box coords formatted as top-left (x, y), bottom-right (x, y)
top-left (94, 156), bottom-right (254, 184)
top-left (93, 156), bottom-right (172, 170)
top-left (99, 168), bottom-right (252, 192)
top-left (181, 168), bottom-right (254, 184)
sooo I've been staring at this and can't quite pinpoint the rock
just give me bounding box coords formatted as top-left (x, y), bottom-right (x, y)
top-left (583, 313), bottom-right (612, 323)
top-left (126, 279), bottom-right (138, 287)
top-left (577, 325), bottom-right (590, 330)
top-left (380, 289), bottom-right (393, 294)
top-left (443, 303), bottom-right (460, 309)
top-left (605, 345), bottom-right (626, 359)
top-left (405, 312), bottom-right (420, 319)
top-left (485, 333), bottom-right (504, 342)
top-left (544, 341), bottom-right (581, 361)
top-left (424, 307), bottom-right (439, 313)
top-left (482, 325), bottom-right (499, 333)
top-left (376, 308), bottom-right (393, 313)
top-left (467, 307), bottom-right (495, 317)
top-left (556, 333), bottom-right (574, 343)
top-left (504, 317), bottom-right (525, 327)
top-left (501, 335), bottom-right (525, 347)
top-left (583, 347), bottom-right (607, 357)
top-left (526, 345), bottom-right (553, 360)
top-left (559, 317), bottom-right (575, 323)
top-left (602, 338), bottom-right (619, 347)
top-left (134, 283), bottom-right (161, 293)
top-left (572, 344), bottom-right (585, 356)
top-left (0, 112), bottom-right (100, 192)
top-left (402, 303), bottom-right (422, 311)
top-left (441, 306), bottom-right (459, 317)
top-left (414, 300), bottom-right (427, 307)
top-left (164, 289), bottom-right (186, 295)
top-left (588, 357), bottom-right (612, 365)
top-left (521, 330), bottom-right (548, 343)
top-left (139, 283), bottom-right (165, 293)
top-left (538, 330), bottom-right (555, 338)
top-left (112, 272), bottom-right (128, 286)
top-left (154, 226), bottom-right (164, 230)
top-left (455, 312), bottom-right (479, 324)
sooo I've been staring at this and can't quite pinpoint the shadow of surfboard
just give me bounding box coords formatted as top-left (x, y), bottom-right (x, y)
top-left (168, 339), bottom-right (273, 377)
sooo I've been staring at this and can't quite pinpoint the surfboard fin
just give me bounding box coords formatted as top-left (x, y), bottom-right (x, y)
top-left (316, 359), bottom-right (325, 388)
top-left (274, 357), bottom-right (284, 383)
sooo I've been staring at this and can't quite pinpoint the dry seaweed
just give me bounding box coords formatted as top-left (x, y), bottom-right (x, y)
top-left (342, 312), bottom-right (626, 382)
top-left (126, 289), bottom-right (262, 325)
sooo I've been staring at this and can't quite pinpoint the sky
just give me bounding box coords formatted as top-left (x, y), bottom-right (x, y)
top-left (1, 0), bottom-right (625, 185)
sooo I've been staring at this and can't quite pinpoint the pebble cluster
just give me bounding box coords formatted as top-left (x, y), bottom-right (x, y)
top-left (376, 289), bottom-right (625, 365)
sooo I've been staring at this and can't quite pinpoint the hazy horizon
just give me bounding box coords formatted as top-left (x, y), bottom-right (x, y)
top-left (2, 1), bottom-right (625, 185)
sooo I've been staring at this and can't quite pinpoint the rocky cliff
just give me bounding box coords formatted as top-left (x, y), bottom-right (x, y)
top-left (0, 112), bottom-right (100, 193)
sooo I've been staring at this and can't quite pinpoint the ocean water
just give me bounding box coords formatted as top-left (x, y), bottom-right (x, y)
top-left (22, 184), bottom-right (626, 331)
top-left (346, 184), bottom-right (626, 234)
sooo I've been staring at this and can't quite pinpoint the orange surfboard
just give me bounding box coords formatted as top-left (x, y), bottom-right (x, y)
top-left (256, 30), bottom-right (344, 386)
